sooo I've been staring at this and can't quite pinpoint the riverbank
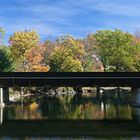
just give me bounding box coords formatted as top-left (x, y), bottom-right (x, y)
top-left (9, 87), bottom-right (76, 104)
top-left (8, 87), bottom-right (132, 105)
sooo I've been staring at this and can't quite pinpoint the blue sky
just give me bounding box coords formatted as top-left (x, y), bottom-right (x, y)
top-left (1, 0), bottom-right (140, 43)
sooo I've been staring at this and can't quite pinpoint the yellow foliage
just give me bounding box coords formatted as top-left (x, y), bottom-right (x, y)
top-left (29, 102), bottom-right (39, 111)
top-left (31, 65), bottom-right (50, 72)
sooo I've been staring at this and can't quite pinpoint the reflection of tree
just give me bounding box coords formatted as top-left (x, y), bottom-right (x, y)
top-left (4, 103), bottom-right (43, 120)
top-left (105, 104), bottom-right (132, 119)
top-left (118, 105), bottom-right (132, 119)
top-left (3, 95), bottom-right (132, 121)
top-left (106, 104), bottom-right (117, 119)
top-left (39, 97), bottom-right (63, 119)
top-left (39, 96), bottom-right (105, 120)
top-left (3, 106), bottom-right (16, 120)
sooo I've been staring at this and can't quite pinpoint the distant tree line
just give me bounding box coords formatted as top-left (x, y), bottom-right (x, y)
top-left (1, 28), bottom-right (140, 72)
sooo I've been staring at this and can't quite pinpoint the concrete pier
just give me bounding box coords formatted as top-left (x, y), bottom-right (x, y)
top-left (0, 107), bottom-right (3, 125)
top-left (0, 87), bottom-right (9, 106)
top-left (0, 88), bottom-right (4, 107)
top-left (3, 87), bottom-right (9, 103)
top-left (96, 86), bottom-right (100, 99)
top-left (132, 88), bottom-right (140, 107)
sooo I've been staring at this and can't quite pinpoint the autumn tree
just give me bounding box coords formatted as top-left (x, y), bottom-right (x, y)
top-left (43, 40), bottom-right (55, 65)
top-left (56, 35), bottom-right (85, 62)
top-left (25, 46), bottom-right (49, 72)
top-left (9, 30), bottom-right (40, 71)
top-left (131, 31), bottom-right (140, 71)
top-left (94, 29), bottom-right (138, 72)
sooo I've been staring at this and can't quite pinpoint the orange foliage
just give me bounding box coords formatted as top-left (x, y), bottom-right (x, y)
top-left (30, 65), bottom-right (50, 72)
top-left (25, 46), bottom-right (50, 72)
top-left (26, 46), bottom-right (45, 65)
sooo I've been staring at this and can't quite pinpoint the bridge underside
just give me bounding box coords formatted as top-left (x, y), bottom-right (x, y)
top-left (0, 78), bottom-right (140, 87)
top-left (0, 72), bottom-right (140, 87)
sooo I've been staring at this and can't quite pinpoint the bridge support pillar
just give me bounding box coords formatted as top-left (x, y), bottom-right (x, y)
top-left (3, 87), bottom-right (9, 103)
top-left (0, 87), bottom-right (9, 106)
top-left (0, 106), bottom-right (3, 125)
top-left (131, 88), bottom-right (140, 123)
top-left (96, 86), bottom-right (100, 99)
top-left (132, 88), bottom-right (140, 107)
top-left (0, 88), bottom-right (4, 107)
top-left (73, 87), bottom-right (83, 99)
top-left (116, 87), bottom-right (120, 100)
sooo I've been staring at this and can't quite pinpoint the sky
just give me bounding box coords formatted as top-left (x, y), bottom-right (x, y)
top-left (1, 0), bottom-right (140, 43)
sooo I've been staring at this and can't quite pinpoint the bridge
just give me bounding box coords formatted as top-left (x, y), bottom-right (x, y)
top-left (0, 72), bottom-right (140, 107)
top-left (0, 72), bottom-right (140, 87)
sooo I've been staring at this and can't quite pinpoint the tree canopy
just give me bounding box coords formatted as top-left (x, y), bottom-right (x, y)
top-left (0, 46), bottom-right (14, 72)
top-left (94, 29), bottom-right (139, 72)
top-left (0, 28), bottom-right (140, 72)
top-left (9, 30), bottom-right (40, 71)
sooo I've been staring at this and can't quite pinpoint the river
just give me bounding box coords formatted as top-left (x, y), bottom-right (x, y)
top-left (0, 88), bottom-right (140, 140)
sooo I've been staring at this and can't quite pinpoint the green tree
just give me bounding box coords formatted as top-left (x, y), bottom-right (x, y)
top-left (0, 46), bottom-right (14, 72)
top-left (49, 46), bottom-right (83, 72)
top-left (0, 27), bottom-right (5, 45)
top-left (48, 35), bottom-right (85, 72)
top-left (9, 30), bottom-right (40, 71)
top-left (80, 35), bottom-right (101, 72)
top-left (94, 29), bottom-right (138, 72)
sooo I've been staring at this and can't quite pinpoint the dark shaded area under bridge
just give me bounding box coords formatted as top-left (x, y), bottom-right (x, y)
top-left (0, 72), bottom-right (140, 87)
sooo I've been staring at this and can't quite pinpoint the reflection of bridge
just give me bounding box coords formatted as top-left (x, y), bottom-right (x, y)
top-left (0, 72), bottom-right (140, 106)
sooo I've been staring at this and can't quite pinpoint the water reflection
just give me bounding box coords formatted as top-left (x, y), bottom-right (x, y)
top-left (3, 97), bottom-right (132, 121)
top-left (0, 88), bottom-right (140, 140)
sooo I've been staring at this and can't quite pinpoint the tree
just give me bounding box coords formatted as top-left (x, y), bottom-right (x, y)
top-left (43, 40), bottom-right (55, 65)
top-left (49, 46), bottom-right (83, 72)
top-left (80, 35), bottom-right (104, 72)
top-left (48, 35), bottom-right (85, 72)
top-left (0, 28), bottom-right (5, 45)
top-left (94, 29), bottom-right (138, 72)
top-left (25, 46), bottom-right (49, 72)
top-left (9, 30), bottom-right (40, 71)
top-left (0, 46), bottom-right (14, 72)
top-left (132, 31), bottom-right (140, 71)
top-left (56, 35), bottom-right (85, 62)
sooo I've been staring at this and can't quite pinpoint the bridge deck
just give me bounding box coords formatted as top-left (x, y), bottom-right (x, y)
top-left (0, 72), bottom-right (140, 87)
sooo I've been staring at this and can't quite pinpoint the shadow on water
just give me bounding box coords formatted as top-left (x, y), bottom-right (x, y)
top-left (0, 88), bottom-right (140, 139)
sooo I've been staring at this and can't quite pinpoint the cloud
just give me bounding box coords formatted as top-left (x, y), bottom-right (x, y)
top-left (0, 0), bottom-right (140, 43)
